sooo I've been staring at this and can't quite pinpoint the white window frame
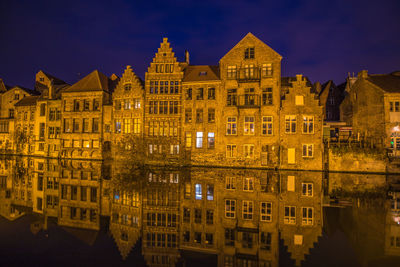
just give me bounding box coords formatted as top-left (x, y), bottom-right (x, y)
top-left (260, 202), bottom-right (272, 222)
top-left (303, 116), bottom-right (314, 134)
top-left (244, 116), bottom-right (255, 135)
top-left (226, 117), bottom-right (237, 135)
top-left (262, 116), bottom-right (273, 135)
top-left (302, 207), bottom-right (313, 225)
top-left (242, 200), bottom-right (253, 220)
top-left (225, 199), bottom-right (236, 218)
top-left (302, 183), bottom-right (313, 196)
top-left (284, 206), bottom-right (296, 224)
top-left (302, 144), bottom-right (314, 158)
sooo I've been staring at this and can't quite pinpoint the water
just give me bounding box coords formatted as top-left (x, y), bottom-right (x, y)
top-left (0, 156), bottom-right (399, 267)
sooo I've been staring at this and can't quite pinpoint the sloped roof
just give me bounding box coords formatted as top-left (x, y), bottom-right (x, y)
top-left (0, 78), bottom-right (11, 93)
top-left (10, 86), bottom-right (40, 96)
top-left (64, 70), bottom-right (113, 93)
top-left (14, 95), bottom-right (40, 106)
top-left (40, 71), bottom-right (67, 85)
top-left (182, 65), bottom-right (220, 82)
top-left (367, 72), bottom-right (400, 93)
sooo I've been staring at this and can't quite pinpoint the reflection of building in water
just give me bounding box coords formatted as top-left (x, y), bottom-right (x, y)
top-left (142, 168), bottom-right (181, 266)
top-left (279, 171), bottom-right (323, 266)
top-left (58, 160), bottom-right (102, 230)
top-left (385, 190), bottom-right (400, 256)
top-left (109, 179), bottom-right (141, 260)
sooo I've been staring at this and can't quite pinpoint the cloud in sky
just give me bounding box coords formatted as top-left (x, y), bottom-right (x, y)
top-left (0, 0), bottom-right (399, 87)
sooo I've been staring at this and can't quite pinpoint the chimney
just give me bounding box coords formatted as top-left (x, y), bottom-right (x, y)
top-left (314, 81), bottom-right (321, 94)
top-left (49, 79), bottom-right (55, 100)
top-left (358, 70), bottom-right (368, 79)
top-left (185, 50), bottom-right (190, 65)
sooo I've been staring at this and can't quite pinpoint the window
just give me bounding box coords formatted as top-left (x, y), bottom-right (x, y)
top-left (73, 100), bottom-right (80, 111)
top-left (205, 233), bottom-right (213, 245)
top-left (206, 210), bottom-right (213, 224)
top-left (225, 177), bottom-right (236, 190)
top-left (208, 132), bottom-right (215, 149)
top-left (92, 118), bottom-right (99, 133)
top-left (208, 88), bottom-right (215, 99)
top-left (262, 116), bottom-right (273, 135)
top-left (243, 144), bottom-right (254, 158)
top-left (227, 66), bottom-right (237, 78)
top-left (183, 231), bottom-right (190, 242)
top-left (244, 47), bottom-right (255, 59)
top-left (82, 119), bottom-right (89, 133)
top-left (242, 200), bottom-right (253, 220)
top-left (302, 207), bottom-right (313, 225)
top-left (227, 89), bottom-right (237, 106)
top-left (390, 101), bottom-right (400, 112)
top-left (207, 184), bottom-right (214, 200)
top-left (115, 121), bottom-right (121, 133)
top-left (303, 116), bottom-right (314, 134)
top-left (186, 88), bottom-right (192, 100)
top-left (225, 199), bottom-right (236, 218)
top-left (196, 109), bottom-right (203, 123)
top-left (295, 95), bottom-right (304, 105)
top-left (123, 119), bottom-right (131, 134)
top-left (124, 99), bottom-right (131, 110)
top-left (208, 108), bottom-right (215, 123)
top-left (226, 117), bottom-right (237, 135)
top-left (244, 116), bottom-right (255, 135)
top-left (302, 183), bottom-right (313, 196)
top-left (262, 88), bottom-right (273, 105)
top-left (302, 144), bottom-right (314, 158)
top-left (195, 209), bottom-right (202, 223)
top-left (73, 119), bottom-right (79, 132)
top-left (194, 232), bottom-right (201, 244)
top-left (8, 109), bottom-right (14, 118)
top-left (40, 104), bottom-right (46, 116)
top-left (84, 99), bottom-right (90, 111)
top-left (287, 175), bottom-right (295, 191)
top-left (196, 132), bottom-right (203, 148)
top-left (133, 118), bottom-right (141, 134)
top-left (195, 184), bottom-right (202, 200)
top-left (90, 187), bottom-right (97, 202)
top-left (243, 177), bottom-right (254, 191)
top-left (124, 83), bottom-right (132, 91)
top-left (262, 63), bottom-right (272, 76)
top-left (285, 115), bottom-right (296, 133)
top-left (260, 232), bottom-right (272, 251)
top-left (225, 229), bottom-right (235, 246)
top-left (185, 108), bottom-right (192, 123)
top-left (196, 88), bottom-right (204, 100)
top-left (226, 144), bottom-right (237, 158)
top-left (185, 132), bottom-right (192, 148)
top-left (284, 206), bottom-right (296, 224)
top-left (169, 101), bottom-right (178, 114)
top-left (260, 202), bottom-right (272, 222)
top-left (134, 99), bottom-right (141, 109)
top-left (39, 123), bottom-right (45, 140)
top-left (242, 232), bottom-right (253, 248)
top-left (183, 208), bottom-right (190, 223)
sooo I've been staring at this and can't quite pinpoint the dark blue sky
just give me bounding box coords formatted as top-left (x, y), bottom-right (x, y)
top-left (1, 0), bottom-right (399, 88)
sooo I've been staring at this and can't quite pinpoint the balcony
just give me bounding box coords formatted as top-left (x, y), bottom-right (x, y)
top-left (237, 94), bottom-right (260, 108)
top-left (237, 67), bottom-right (261, 82)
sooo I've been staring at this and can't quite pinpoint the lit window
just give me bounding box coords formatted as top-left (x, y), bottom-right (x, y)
top-left (244, 116), bottom-right (255, 135)
top-left (226, 117), bottom-right (237, 135)
top-left (208, 132), bottom-right (215, 148)
top-left (185, 132), bottom-right (192, 148)
top-left (195, 184), bottom-right (202, 200)
top-left (227, 66), bottom-right (237, 78)
top-left (260, 202), bottom-right (272, 222)
top-left (262, 63), bottom-right (272, 76)
top-left (196, 132), bottom-right (203, 148)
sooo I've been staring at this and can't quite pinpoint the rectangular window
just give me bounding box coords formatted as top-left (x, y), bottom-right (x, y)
top-left (260, 202), bottom-right (272, 222)
top-left (115, 100), bottom-right (121, 110)
top-left (83, 118), bottom-right (89, 133)
top-left (84, 99), bottom-right (90, 111)
top-left (242, 200), bottom-right (253, 220)
top-left (93, 99), bottom-right (100, 111)
top-left (73, 119), bottom-right (80, 133)
top-left (262, 63), bottom-right (272, 76)
top-left (208, 108), bottom-right (215, 123)
top-left (40, 103), bottom-right (46, 116)
top-left (196, 132), bottom-right (203, 148)
top-left (303, 116), bottom-right (314, 134)
top-left (183, 208), bottom-right (190, 223)
top-left (302, 207), bottom-right (313, 225)
top-left (225, 177), bottom-right (236, 190)
top-left (115, 120), bottom-right (121, 133)
top-left (124, 99), bottom-right (131, 110)
top-left (260, 232), bottom-right (272, 251)
top-left (196, 109), bottom-right (203, 123)
top-left (225, 229), bottom-right (235, 246)
top-left (287, 175), bottom-right (295, 192)
top-left (185, 108), bottom-right (192, 123)
top-left (244, 47), bottom-right (255, 59)
top-left (302, 183), bottom-right (313, 196)
top-left (186, 88), bottom-right (192, 100)
top-left (90, 187), bottom-right (97, 202)
top-left (262, 116), bottom-right (273, 135)
top-left (244, 116), bottom-right (255, 135)
top-left (262, 88), bottom-right (273, 105)
top-left (243, 177), bottom-right (254, 191)
top-left (39, 123), bottom-right (45, 140)
top-left (244, 144), bottom-right (255, 158)
top-left (285, 115), bottom-right (296, 133)
top-left (133, 118), bottom-right (141, 134)
top-left (196, 88), bottom-right (204, 100)
top-left (227, 89), bottom-right (237, 106)
top-left (284, 206), bottom-right (296, 224)
top-left (195, 184), bottom-right (202, 200)
top-left (226, 144), bottom-right (237, 158)
top-left (227, 66), bottom-right (237, 78)
top-left (207, 132), bottom-right (215, 149)
top-left (185, 132), bottom-right (192, 148)
top-left (123, 119), bottom-right (131, 134)
top-left (225, 199), bottom-right (236, 218)
top-left (226, 117), bottom-right (237, 135)
top-left (206, 210), bottom-right (214, 225)
top-left (302, 144), bottom-right (314, 158)
top-left (295, 95), bottom-right (304, 105)
top-left (73, 100), bottom-right (80, 112)
top-left (208, 88), bottom-right (215, 100)
top-left (207, 184), bottom-right (214, 200)
top-left (92, 118), bottom-right (99, 133)
top-left (195, 209), bottom-right (202, 223)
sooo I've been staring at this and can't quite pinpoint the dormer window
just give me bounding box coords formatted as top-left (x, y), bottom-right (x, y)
top-left (244, 47), bottom-right (255, 59)
top-left (39, 77), bottom-right (44, 82)
top-left (199, 71), bottom-right (207, 76)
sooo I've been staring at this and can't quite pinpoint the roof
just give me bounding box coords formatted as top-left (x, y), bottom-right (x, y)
top-left (14, 95), bottom-right (40, 106)
top-left (182, 65), bottom-right (220, 82)
top-left (367, 71), bottom-right (400, 93)
top-left (40, 70), bottom-right (67, 85)
top-left (0, 78), bottom-right (11, 93)
top-left (64, 70), bottom-right (113, 93)
top-left (10, 86), bottom-right (40, 96)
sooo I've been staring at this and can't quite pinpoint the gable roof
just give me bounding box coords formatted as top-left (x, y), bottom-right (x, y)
top-left (220, 32), bottom-right (282, 62)
top-left (367, 71), bottom-right (400, 93)
top-left (39, 70), bottom-right (67, 85)
top-left (182, 65), bottom-right (220, 82)
top-left (14, 95), bottom-right (40, 107)
top-left (64, 70), bottom-right (113, 93)
top-left (0, 78), bottom-right (11, 93)
top-left (9, 86), bottom-right (40, 96)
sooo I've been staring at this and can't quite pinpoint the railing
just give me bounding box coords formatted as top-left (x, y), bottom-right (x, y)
top-left (237, 94), bottom-right (261, 108)
top-left (237, 67), bottom-right (261, 82)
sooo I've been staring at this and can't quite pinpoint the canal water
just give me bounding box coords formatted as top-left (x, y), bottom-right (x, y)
top-left (0, 156), bottom-right (399, 267)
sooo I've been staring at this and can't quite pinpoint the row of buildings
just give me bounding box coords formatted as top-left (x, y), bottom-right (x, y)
top-left (1, 33), bottom-right (399, 170)
top-left (1, 157), bottom-right (399, 266)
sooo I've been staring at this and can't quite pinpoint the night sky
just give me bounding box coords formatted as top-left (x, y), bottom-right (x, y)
top-left (1, 0), bottom-right (399, 88)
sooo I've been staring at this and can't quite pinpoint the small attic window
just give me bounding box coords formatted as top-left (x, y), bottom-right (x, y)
top-left (199, 71), bottom-right (207, 76)
top-left (163, 53), bottom-right (167, 56)
top-left (244, 47), bottom-right (255, 59)
top-left (39, 77), bottom-right (44, 82)
top-left (124, 83), bottom-right (132, 91)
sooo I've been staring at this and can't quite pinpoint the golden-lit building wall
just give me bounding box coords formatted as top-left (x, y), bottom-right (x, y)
top-left (45, 99), bottom-right (62, 158)
top-left (219, 33), bottom-right (282, 167)
top-left (280, 75), bottom-right (324, 170)
top-left (34, 99), bottom-right (48, 157)
top-left (14, 103), bottom-right (37, 154)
